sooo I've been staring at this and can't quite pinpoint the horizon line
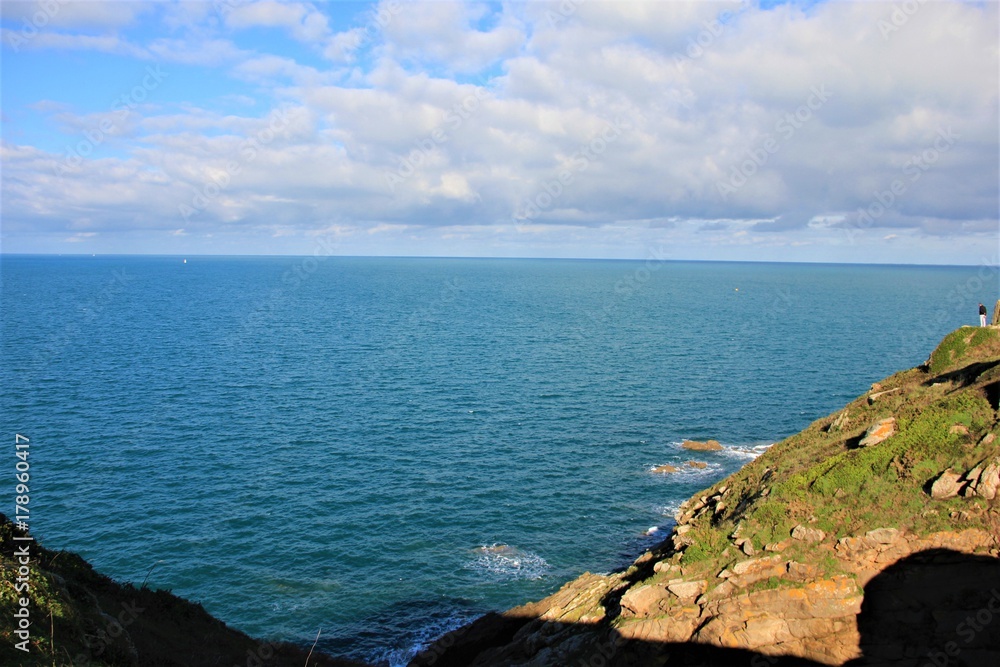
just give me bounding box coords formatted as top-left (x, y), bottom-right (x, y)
top-left (0, 252), bottom-right (997, 270)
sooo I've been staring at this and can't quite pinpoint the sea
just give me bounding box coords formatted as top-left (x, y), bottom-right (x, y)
top-left (1, 255), bottom-right (996, 665)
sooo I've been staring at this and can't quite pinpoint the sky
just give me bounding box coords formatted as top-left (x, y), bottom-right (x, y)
top-left (0, 0), bottom-right (998, 264)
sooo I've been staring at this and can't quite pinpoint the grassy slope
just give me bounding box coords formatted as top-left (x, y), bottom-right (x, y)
top-left (631, 326), bottom-right (1000, 601)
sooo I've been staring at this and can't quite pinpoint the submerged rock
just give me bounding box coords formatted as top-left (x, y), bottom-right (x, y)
top-left (681, 439), bottom-right (723, 451)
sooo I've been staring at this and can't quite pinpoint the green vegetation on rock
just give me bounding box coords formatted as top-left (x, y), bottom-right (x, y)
top-left (671, 326), bottom-right (1000, 582)
top-left (0, 516), bottom-right (364, 667)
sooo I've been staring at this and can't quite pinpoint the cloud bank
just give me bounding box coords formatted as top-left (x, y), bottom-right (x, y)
top-left (1, 0), bottom-right (997, 263)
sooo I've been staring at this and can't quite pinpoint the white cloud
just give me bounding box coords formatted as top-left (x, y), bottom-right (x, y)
top-left (0, 28), bottom-right (142, 55)
top-left (0, 0), bottom-right (152, 29)
top-left (223, 0), bottom-right (330, 43)
top-left (146, 36), bottom-right (246, 65)
top-left (381, 1), bottom-right (526, 73)
top-left (1, 0), bottom-right (997, 263)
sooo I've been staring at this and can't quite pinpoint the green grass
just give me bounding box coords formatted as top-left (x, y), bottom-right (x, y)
top-left (928, 327), bottom-right (1000, 375)
top-left (683, 525), bottom-right (732, 564)
top-left (673, 327), bottom-right (1000, 582)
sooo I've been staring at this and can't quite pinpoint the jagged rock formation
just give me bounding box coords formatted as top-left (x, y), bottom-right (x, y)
top-left (412, 327), bottom-right (1000, 666)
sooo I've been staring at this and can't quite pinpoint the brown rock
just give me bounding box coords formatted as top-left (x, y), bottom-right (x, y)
top-left (619, 584), bottom-right (666, 618)
top-left (739, 538), bottom-right (756, 556)
top-left (980, 433), bottom-right (997, 447)
top-left (835, 535), bottom-right (865, 554)
top-left (667, 580), bottom-right (707, 602)
top-left (706, 580), bottom-right (737, 600)
top-left (786, 561), bottom-right (819, 582)
top-left (764, 540), bottom-right (791, 553)
top-left (864, 528), bottom-right (901, 545)
top-left (651, 464), bottom-right (679, 473)
top-left (729, 556), bottom-right (787, 588)
top-left (732, 555), bottom-right (783, 576)
top-left (976, 461), bottom-right (1000, 500)
top-left (681, 439), bottom-right (723, 451)
top-left (617, 604), bottom-right (701, 643)
top-left (696, 577), bottom-right (862, 654)
top-left (858, 417), bottom-right (896, 447)
top-left (867, 388), bottom-right (899, 405)
top-left (686, 460), bottom-right (708, 469)
top-left (653, 560), bottom-right (680, 574)
top-left (930, 469), bottom-right (964, 499)
top-left (742, 616), bottom-right (794, 647)
top-left (949, 424), bottom-right (970, 435)
top-left (791, 524), bottom-right (826, 543)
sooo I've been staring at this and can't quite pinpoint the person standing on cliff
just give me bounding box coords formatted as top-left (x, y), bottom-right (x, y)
top-left (980, 303), bottom-right (988, 326)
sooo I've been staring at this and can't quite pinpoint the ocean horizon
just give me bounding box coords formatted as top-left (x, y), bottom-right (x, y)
top-left (1, 255), bottom-right (997, 665)
top-left (4, 252), bottom-right (995, 267)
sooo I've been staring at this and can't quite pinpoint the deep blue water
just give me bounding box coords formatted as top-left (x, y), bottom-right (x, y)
top-left (1, 256), bottom-right (996, 665)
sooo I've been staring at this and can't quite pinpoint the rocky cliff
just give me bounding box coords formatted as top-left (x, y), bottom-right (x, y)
top-left (411, 326), bottom-right (1000, 666)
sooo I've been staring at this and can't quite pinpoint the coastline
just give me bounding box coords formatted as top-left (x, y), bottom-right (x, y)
top-left (408, 326), bottom-right (1000, 666)
top-left (4, 326), bottom-right (1000, 666)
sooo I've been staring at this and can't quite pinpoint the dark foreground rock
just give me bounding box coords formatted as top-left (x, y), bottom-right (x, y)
top-left (0, 516), bottom-right (368, 667)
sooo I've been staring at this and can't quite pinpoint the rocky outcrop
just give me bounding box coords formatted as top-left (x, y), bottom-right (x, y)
top-left (857, 417), bottom-right (895, 447)
top-left (961, 457), bottom-right (1000, 499)
top-left (693, 577), bottom-right (862, 664)
top-left (930, 468), bottom-right (964, 498)
top-left (682, 439), bottom-right (722, 451)
top-left (414, 327), bottom-right (1000, 667)
top-left (791, 524), bottom-right (826, 543)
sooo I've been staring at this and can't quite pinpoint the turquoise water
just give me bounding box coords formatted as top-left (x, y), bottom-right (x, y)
top-left (1, 256), bottom-right (996, 664)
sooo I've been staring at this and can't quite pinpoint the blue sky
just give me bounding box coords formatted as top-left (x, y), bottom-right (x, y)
top-left (1, 0), bottom-right (997, 264)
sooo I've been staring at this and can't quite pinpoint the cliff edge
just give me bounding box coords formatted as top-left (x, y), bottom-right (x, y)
top-left (0, 518), bottom-right (367, 666)
top-left (412, 326), bottom-right (1000, 666)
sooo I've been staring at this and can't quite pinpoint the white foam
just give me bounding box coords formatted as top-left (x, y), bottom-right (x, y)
top-left (464, 543), bottom-right (550, 581)
top-left (719, 442), bottom-right (774, 460)
top-left (667, 439), bottom-right (774, 461)
top-left (381, 611), bottom-right (480, 667)
top-left (648, 461), bottom-right (726, 477)
top-left (655, 500), bottom-right (683, 519)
